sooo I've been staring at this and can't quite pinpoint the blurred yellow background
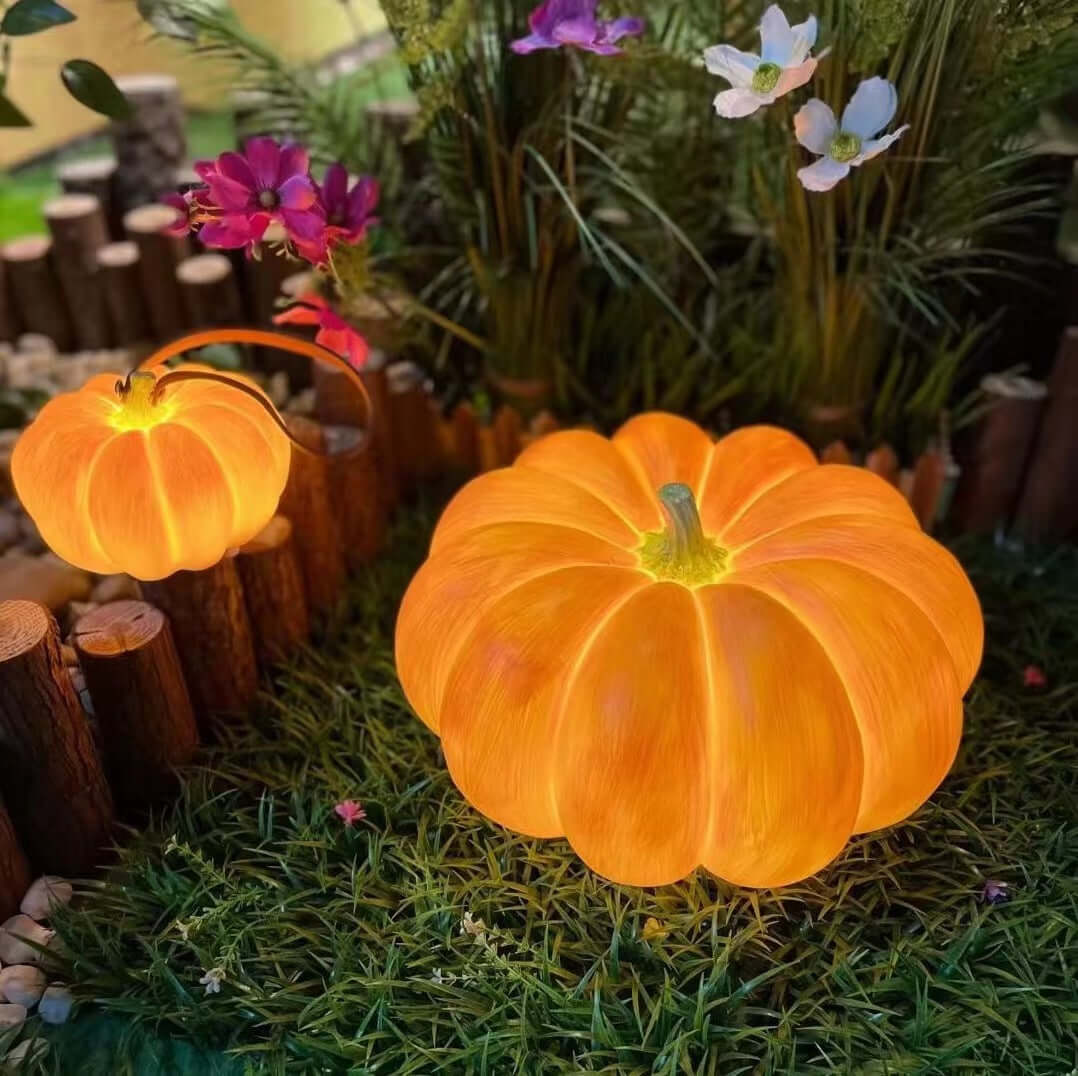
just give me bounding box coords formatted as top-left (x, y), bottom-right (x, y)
top-left (0, 0), bottom-right (385, 168)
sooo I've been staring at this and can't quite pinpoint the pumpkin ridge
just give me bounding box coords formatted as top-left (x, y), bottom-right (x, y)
top-left (729, 557), bottom-right (964, 831)
top-left (691, 588), bottom-right (720, 861)
top-left (143, 429), bottom-right (183, 569)
top-left (693, 440), bottom-right (719, 504)
top-left (612, 439), bottom-right (665, 514)
top-left (415, 558), bottom-right (640, 727)
top-left (78, 427), bottom-right (124, 574)
top-left (717, 460), bottom-right (822, 539)
top-left (546, 578), bottom-right (654, 837)
top-left (731, 522), bottom-right (983, 692)
top-left (513, 461), bottom-right (644, 539)
top-left (170, 413), bottom-right (248, 543)
top-left (174, 398), bottom-right (279, 461)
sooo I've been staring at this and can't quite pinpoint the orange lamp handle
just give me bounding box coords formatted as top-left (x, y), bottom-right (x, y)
top-left (136, 328), bottom-right (375, 458)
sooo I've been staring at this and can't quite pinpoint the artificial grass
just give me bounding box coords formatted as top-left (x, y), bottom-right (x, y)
top-left (24, 493), bottom-right (1078, 1074)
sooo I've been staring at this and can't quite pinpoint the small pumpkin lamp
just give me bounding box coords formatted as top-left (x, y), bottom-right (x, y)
top-left (395, 414), bottom-right (984, 888)
top-left (13, 329), bottom-right (371, 581)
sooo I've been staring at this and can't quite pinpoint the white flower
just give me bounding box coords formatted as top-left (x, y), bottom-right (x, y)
top-left (199, 967), bottom-right (225, 995)
top-left (794, 77), bottom-right (910, 191)
top-left (704, 4), bottom-right (822, 118)
top-left (460, 911), bottom-right (487, 947)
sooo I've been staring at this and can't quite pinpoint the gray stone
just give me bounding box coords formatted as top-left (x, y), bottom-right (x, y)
top-left (38, 986), bottom-right (72, 1025)
top-left (20, 876), bottom-right (72, 922)
top-left (0, 966), bottom-right (45, 1008)
top-left (0, 1004), bottom-right (25, 1030)
top-left (90, 573), bottom-right (140, 604)
top-left (0, 553), bottom-right (92, 610)
top-left (0, 917), bottom-right (53, 966)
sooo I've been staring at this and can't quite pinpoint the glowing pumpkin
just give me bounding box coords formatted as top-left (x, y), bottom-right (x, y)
top-left (395, 414), bottom-right (983, 888)
top-left (12, 364), bottom-right (290, 580)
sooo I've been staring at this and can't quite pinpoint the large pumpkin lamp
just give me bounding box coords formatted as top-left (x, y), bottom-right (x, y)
top-left (395, 414), bottom-right (984, 888)
top-left (12, 329), bottom-right (371, 581)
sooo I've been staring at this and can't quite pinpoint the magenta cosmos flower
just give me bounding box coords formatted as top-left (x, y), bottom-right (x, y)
top-left (194, 137), bottom-right (323, 251)
top-left (511, 0), bottom-right (644, 55)
top-left (294, 164), bottom-right (381, 265)
top-left (274, 292), bottom-right (370, 371)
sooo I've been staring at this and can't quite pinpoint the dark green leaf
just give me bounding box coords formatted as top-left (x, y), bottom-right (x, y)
top-left (0, 91), bottom-right (31, 127)
top-left (59, 60), bottom-right (132, 120)
top-left (0, 0), bottom-right (76, 36)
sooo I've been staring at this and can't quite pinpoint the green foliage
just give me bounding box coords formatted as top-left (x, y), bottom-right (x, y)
top-left (34, 496), bottom-right (1078, 1075)
top-left (58, 60), bottom-right (132, 120)
top-left (0, 0), bottom-right (75, 36)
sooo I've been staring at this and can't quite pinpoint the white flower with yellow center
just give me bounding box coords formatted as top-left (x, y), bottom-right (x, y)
top-left (704, 4), bottom-right (822, 119)
top-left (795, 77), bottom-right (910, 191)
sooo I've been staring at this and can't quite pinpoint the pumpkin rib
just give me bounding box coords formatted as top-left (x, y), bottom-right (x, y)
top-left (141, 430), bottom-right (183, 568)
top-left (733, 557), bottom-right (963, 832)
top-left (402, 544), bottom-right (641, 731)
top-left (691, 587), bottom-right (720, 860)
top-left (719, 461), bottom-right (819, 538)
top-left (732, 519), bottom-right (983, 692)
top-left (514, 462), bottom-right (643, 539)
top-left (613, 440), bottom-right (661, 510)
top-left (78, 429), bottom-right (126, 574)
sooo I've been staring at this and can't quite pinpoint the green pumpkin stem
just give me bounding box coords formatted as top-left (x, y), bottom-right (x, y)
top-left (639, 483), bottom-right (728, 586)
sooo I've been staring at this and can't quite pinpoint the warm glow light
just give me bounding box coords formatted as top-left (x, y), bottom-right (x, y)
top-left (395, 413), bottom-right (984, 888)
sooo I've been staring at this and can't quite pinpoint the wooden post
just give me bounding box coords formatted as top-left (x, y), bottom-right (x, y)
top-left (909, 451), bottom-right (947, 531)
top-left (0, 600), bottom-right (114, 875)
top-left (0, 801), bottom-right (30, 921)
top-left (450, 402), bottom-right (481, 473)
top-left (0, 260), bottom-right (20, 344)
top-left (141, 557), bottom-right (259, 722)
top-left (235, 516), bottom-right (310, 665)
top-left (176, 253), bottom-right (243, 330)
top-left (388, 361), bottom-right (441, 491)
top-left (57, 156), bottom-right (122, 240)
top-left (96, 241), bottom-right (153, 348)
top-left (820, 441), bottom-right (852, 465)
top-left (43, 194), bottom-right (112, 350)
top-left (279, 416), bottom-right (347, 616)
top-left (110, 75), bottom-right (187, 214)
top-left (865, 444), bottom-right (900, 486)
top-left (478, 424), bottom-right (501, 472)
top-left (250, 224), bottom-right (307, 386)
top-left (123, 204), bottom-right (189, 343)
top-left (1013, 329), bottom-right (1078, 542)
top-left (324, 428), bottom-right (384, 568)
top-left (72, 600), bottom-right (198, 807)
top-left (493, 405), bottom-right (523, 465)
top-left (360, 352), bottom-right (398, 511)
top-left (0, 238), bottom-right (74, 353)
top-left (952, 375), bottom-right (1048, 534)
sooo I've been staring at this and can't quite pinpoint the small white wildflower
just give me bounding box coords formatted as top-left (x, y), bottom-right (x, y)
top-left (704, 4), bottom-right (823, 118)
top-left (174, 920), bottom-right (191, 941)
top-left (794, 77), bottom-right (910, 191)
top-left (460, 911), bottom-right (487, 946)
top-left (431, 968), bottom-right (448, 984)
top-left (199, 967), bottom-right (225, 995)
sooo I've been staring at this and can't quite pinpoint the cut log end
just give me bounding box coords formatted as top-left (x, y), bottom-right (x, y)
top-left (0, 601), bottom-right (50, 662)
top-left (176, 253), bottom-right (233, 286)
top-left (0, 237), bottom-right (51, 263)
top-left (96, 241), bottom-right (139, 269)
top-left (72, 600), bottom-right (165, 656)
top-left (42, 193), bottom-right (102, 221)
top-left (124, 204), bottom-right (182, 236)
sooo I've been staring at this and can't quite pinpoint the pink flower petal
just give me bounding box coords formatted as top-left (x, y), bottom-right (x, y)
top-left (281, 205), bottom-right (325, 243)
top-left (321, 162), bottom-right (349, 209)
top-left (277, 143), bottom-right (310, 186)
top-left (273, 303), bottom-right (322, 327)
top-left (244, 136), bottom-right (283, 190)
top-left (278, 173), bottom-right (318, 211)
top-left (205, 173), bottom-right (257, 213)
top-left (215, 150), bottom-right (258, 191)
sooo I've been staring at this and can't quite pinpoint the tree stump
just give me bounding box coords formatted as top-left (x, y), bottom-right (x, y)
top-left (478, 424), bottom-right (500, 472)
top-left (493, 404), bottom-right (524, 465)
top-left (96, 241), bottom-right (153, 347)
top-left (0, 260), bottom-right (20, 344)
top-left (909, 452), bottom-right (947, 531)
top-left (0, 601), bottom-right (114, 875)
top-left (124, 204), bottom-right (189, 343)
top-left (865, 444), bottom-right (900, 486)
top-left (176, 253), bottom-right (243, 330)
top-left (0, 800), bottom-right (30, 922)
top-left (57, 156), bottom-right (122, 239)
top-left (450, 402), bottom-right (481, 473)
top-left (72, 600), bottom-right (198, 808)
top-left (0, 238), bottom-right (74, 353)
top-left (324, 427), bottom-right (384, 568)
top-left (43, 194), bottom-right (112, 350)
top-left (388, 361), bottom-right (441, 491)
top-left (279, 417), bottom-right (347, 617)
top-left (141, 557), bottom-right (259, 724)
top-left (952, 375), bottom-right (1048, 534)
top-left (1013, 329), bottom-right (1078, 542)
top-left (110, 75), bottom-right (186, 215)
top-left (820, 441), bottom-right (852, 465)
top-left (236, 517), bottom-right (310, 665)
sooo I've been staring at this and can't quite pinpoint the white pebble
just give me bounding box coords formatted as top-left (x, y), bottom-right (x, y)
top-left (0, 966), bottom-right (45, 1008)
top-left (0, 1003), bottom-right (26, 1030)
top-left (0, 917), bottom-right (53, 966)
top-left (20, 876), bottom-right (72, 922)
top-left (38, 986), bottom-right (72, 1025)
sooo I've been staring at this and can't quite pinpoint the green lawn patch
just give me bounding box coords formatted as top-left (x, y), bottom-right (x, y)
top-left (27, 494), bottom-right (1078, 1074)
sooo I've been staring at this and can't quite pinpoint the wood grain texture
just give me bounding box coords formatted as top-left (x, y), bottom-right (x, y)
top-left (43, 194), bottom-right (111, 350)
top-left (73, 600), bottom-right (198, 806)
top-left (0, 600), bottom-right (114, 875)
top-left (236, 517), bottom-right (310, 664)
top-left (141, 558), bottom-right (258, 723)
